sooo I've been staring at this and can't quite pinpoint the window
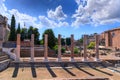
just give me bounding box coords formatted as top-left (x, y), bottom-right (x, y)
top-left (112, 32), bottom-right (115, 37)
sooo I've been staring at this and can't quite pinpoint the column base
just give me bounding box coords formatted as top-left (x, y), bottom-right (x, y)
top-left (30, 59), bottom-right (35, 62)
top-left (82, 58), bottom-right (88, 62)
top-left (57, 58), bottom-right (62, 62)
top-left (94, 58), bottom-right (101, 62)
top-left (15, 58), bottom-right (20, 62)
top-left (44, 58), bottom-right (49, 62)
top-left (69, 57), bottom-right (75, 62)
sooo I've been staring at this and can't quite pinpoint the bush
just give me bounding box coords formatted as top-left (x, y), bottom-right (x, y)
top-left (87, 42), bottom-right (95, 49)
top-left (61, 47), bottom-right (65, 53)
top-left (40, 40), bottom-right (43, 45)
top-left (53, 45), bottom-right (65, 54)
top-left (53, 45), bottom-right (58, 54)
top-left (74, 47), bottom-right (79, 54)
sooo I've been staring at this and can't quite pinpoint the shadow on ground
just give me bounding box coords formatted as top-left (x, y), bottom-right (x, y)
top-left (30, 63), bottom-right (37, 78)
top-left (12, 63), bottom-right (19, 78)
top-left (46, 63), bottom-right (57, 77)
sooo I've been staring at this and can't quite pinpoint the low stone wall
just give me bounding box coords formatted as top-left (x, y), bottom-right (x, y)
top-left (0, 60), bottom-right (9, 72)
top-left (62, 54), bottom-right (80, 57)
top-left (20, 49), bottom-right (56, 57)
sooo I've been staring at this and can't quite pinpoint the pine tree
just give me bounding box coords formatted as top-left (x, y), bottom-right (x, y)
top-left (9, 15), bottom-right (16, 41)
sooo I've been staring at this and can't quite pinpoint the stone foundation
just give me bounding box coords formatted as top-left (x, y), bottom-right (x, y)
top-left (0, 60), bottom-right (9, 72)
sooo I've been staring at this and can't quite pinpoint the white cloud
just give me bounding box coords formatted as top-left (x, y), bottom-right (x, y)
top-left (39, 16), bottom-right (69, 28)
top-left (39, 16), bottom-right (57, 28)
top-left (0, 0), bottom-right (8, 16)
top-left (0, 1), bottom-right (69, 29)
top-left (58, 21), bottom-right (69, 27)
top-left (75, 0), bottom-right (87, 6)
top-left (8, 9), bottom-right (43, 28)
top-left (47, 5), bottom-right (67, 21)
top-left (75, 0), bottom-right (81, 5)
top-left (0, 1), bottom-right (42, 28)
top-left (72, 0), bottom-right (120, 27)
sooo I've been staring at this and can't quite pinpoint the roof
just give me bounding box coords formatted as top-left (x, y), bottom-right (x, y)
top-left (104, 27), bottom-right (120, 33)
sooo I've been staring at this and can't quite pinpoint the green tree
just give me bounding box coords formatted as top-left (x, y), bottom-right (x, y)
top-left (9, 15), bottom-right (16, 41)
top-left (28, 26), bottom-right (34, 39)
top-left (79, 38), bottom-right (83, 43)
top-left (61, 47), bottom-right (65, 53)
top-left (16, 23), bottom-right (21, 34)
top-left (33, 28), bottom-right (40, 45)
top-left (53, 45), bottom-right (66, 54)
top-left (74, 47), bottom-right (79, 54)
top-left (87, 42), bottom-right (95, 49)
top-left (53, 45), bottom-right (58, 54)
top-left (42, 29), bottom-right (56, 49)
top-left (61, 38), bottom-right (65, 46)
top-left (21, 28), bottom-right (28, 41)
top-left (66, 37), bottom-right (71, 46)
top-left (40, 39), bottom-right (43, 45)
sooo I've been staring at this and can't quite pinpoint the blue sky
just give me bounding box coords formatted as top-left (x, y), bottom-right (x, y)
top-left (1, 0), bottom-right (120, 40)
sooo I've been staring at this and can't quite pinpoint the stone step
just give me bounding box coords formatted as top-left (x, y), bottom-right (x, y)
top-left (0, 59), bottom-right (10, 72)
top-left (0, 55), bottom-right (9, 62)
top-left (0, 53), bottom-right (6, 56)
top-left (0, 59), bottom-right (10, 64)
top-left (9, 61), bottom-right (97, 67)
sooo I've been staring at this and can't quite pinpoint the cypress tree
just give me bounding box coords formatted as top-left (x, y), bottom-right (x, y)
top-left (9, 15), bottom-right (16, 41)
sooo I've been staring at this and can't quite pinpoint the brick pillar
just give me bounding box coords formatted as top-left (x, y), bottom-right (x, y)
top-left (44, 34), bottom-right (48, 62)
top-left (30, 34), bottom-right (34, 62)
top-left (82, 35), bottom-right (88, 61)
top-left (16, 34), bottom-right (20, 61)
top-left (57, 34), bottom-right (62, 62)
top-left (94, 34), bottom-right (100, 61)
top-left (70, 34), bottom-right (75, 62)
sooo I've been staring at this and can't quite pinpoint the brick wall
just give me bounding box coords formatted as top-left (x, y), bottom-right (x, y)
top-left (103, 29), bottom-right (120, 49)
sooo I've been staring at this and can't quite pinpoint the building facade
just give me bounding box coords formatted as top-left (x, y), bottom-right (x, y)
top-left (100, 27), bottom-right (120, 49)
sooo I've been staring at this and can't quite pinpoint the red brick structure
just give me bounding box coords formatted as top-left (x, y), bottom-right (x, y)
top-left (100, 27), bottom-right (120, 49)
top-left (0, 15), bottom-right (10, 49)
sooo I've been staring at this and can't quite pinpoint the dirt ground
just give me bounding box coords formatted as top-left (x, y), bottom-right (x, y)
top-left (0, 66), bottom-right (120, 80)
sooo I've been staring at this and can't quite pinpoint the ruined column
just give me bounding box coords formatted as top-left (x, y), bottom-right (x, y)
top-left (30, 34), bottom-right (34, 62)
top-left (44, 34), bottom-right (48, 62)
top-left (70, 34), bottom-right (75, 62)
top-left (16, 34), bottom-right (20, 61)
top-left (57, 34), bottom-right (62, 62)
top-left (82, 35), bottom-right (88, 61)
top-left (94, 34), bottom-right (100, 61)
